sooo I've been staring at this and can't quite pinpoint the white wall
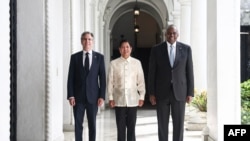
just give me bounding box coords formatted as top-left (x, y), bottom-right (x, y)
top-left (16, 0), bottom-right (46, 140)
top-left (0, 0), bottom-right (11, 140)
top-left (16, 0), bottom-right (64, 140)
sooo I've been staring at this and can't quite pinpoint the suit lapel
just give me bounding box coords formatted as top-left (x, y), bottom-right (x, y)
top-left (77, 52), bottom-right (85, 79)
top-left (174, 42), bottom-right (182, 67)
top-left (89, 51), bottom-right (96, 72)
top-left (160, 42), bottom-right (169, 63)
top-left (158, 42), bottom-right (172, 68)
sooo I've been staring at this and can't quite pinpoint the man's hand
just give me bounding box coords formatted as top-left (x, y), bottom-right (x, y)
top-left (138, 100), bottom-right (144, 107)
top-left (150, 95), bottom-right (156, 105)
top-left (97, 98), bottom-right (104, 107)
top-left (109, 100), bottom-right (115, 108)
top-left (69, 98), bottom-right (76, 106)
top-left (186, 96), bottom-right (193, 104)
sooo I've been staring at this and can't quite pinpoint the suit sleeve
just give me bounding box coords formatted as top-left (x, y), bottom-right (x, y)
top-left (67, 55), bottom-right (75, 99)
top-left (186, 46), bottom-right (194, 97)
top-left (148, 46), bottom-right (157, 96)
top-left (99, 55), bottom-right (106, 100)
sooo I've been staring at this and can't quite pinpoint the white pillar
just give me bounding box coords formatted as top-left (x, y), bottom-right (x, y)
top-left (171, 10), bottom-right (181, 36)
top-left (179, 0), bottom-right (191, 44)
top-left (0, 0), bottom-right (10, 140)
top-left (63, 0), bottom-right (75, 132)
top-left (207, 0), bottom-right (241, 140)
top-left (84, 0), bottom-right (93, 31)
top-left (190, 0), bottom-right (207, 90)
top-left (46, 0), bottom-right (64, 140)
top-left (103, 25), bottom-right (111, 105)
top-left (72, 0), bottom-right (82, 53)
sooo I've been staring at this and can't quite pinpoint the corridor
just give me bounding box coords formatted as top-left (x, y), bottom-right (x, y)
top-left (64, 104), bottom-right (203, 141)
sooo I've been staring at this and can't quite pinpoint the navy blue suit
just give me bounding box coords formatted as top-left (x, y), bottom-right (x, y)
top-left (67, 51), bottom-right (106, 141)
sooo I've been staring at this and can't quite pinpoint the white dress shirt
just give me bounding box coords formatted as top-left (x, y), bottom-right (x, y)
top-left (83, 50), bottom-right (92, 69)
top-left (167, 42), bottom-right (176, 60)
top-left (107, 56), bottom-right (146, 107)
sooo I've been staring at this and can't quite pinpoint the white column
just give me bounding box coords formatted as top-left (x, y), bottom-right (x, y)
top-left (72, 0), bottom-right (82, 53)
top-left (104, 28), bottom-right (111, 105)
top-left (46, 0), bottom-right (64, 140)
top-left (63, 0), bottom-right (75, 132)
top-left (207, 0), bottom-right (241, 141)
top-left (190, 0), bottom-right (207, 90)
top-left (0, 0), bottom-right (10, 140)
top-left (171, 10), bottom-right (181, 35)
top-left (84, 0), bottom-right (92, 31)
top-left (179, 0), bottom-right (191, 44)
top-left (94, 4), bottom-right (100, 52)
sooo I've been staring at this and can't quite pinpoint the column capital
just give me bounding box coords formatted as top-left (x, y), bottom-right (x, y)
top-left (171, 10), bottom-right (180, 18)
top-left (178, 0), bottom-right (191, 6)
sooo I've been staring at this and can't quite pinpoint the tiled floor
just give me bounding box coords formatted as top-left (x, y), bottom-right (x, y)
top-left (64, 103), bottom-right (203, 141)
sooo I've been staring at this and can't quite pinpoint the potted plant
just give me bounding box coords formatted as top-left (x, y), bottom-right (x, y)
top-left (186, 90), bottom-right (207, 131)
top-left (191, 90), bottom-right (207, 112)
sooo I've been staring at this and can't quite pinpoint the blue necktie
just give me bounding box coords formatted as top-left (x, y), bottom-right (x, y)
top-left (170, 46), bottom-right (174, 67)
top-left (85, 52), bottom-right (89, 73)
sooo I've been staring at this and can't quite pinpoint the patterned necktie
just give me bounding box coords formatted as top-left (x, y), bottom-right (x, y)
top-left (85, 52), bottom-right (89, 73)
top-left (170, 46), bottom-right (174, 67)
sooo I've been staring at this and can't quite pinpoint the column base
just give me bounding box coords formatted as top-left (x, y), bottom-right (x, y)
top-left (63, 124), bottom-right (74, 132)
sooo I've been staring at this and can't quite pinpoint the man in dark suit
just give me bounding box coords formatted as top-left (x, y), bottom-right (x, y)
top-left (67, 31), bottom-right (106, 141)
top-left (148, 24), bottom-right (194, 141)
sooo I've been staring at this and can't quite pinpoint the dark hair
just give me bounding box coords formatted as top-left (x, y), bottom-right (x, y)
top-left (119, 39), bottom-right (132, 47)
top-left (80, 31), bottom-right (94, 40)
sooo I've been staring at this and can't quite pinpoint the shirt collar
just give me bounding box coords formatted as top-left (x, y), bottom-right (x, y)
top-left (83, 50), bottom-right (92, 55)
top-left (166, 41), bottom-right (177, 48)
top-left (120, 56), bottom-right (132, 62)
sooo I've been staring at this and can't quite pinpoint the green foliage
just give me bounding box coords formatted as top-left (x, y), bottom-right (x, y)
top-left (191, 90), bottom-right (207, 112)
top-left (241, 79), bottom-right (250, 124)
top-left (190, 79), bottom-right (250, 123)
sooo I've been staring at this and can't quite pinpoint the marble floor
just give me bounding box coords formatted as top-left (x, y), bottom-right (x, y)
top-left (64, 103), bottom-right (203, 141)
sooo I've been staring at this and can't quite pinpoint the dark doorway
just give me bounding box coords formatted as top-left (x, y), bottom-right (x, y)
top-left (241, 26), bottom-right (250, 82)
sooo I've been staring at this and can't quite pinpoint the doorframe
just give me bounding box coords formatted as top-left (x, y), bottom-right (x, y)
top-left (10, 0), bottom-right (17, 140)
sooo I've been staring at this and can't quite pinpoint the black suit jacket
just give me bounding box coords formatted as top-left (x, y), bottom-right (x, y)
top-left (67, 51), bottom-right (106, 104)
top-left (148, 41), bottom-right (194, 101)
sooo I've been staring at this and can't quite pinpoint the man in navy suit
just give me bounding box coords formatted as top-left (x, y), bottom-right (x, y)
top-left (148, 24), bottom-right (194, 141)
top-left (67, 31), bottom-right (106, 141)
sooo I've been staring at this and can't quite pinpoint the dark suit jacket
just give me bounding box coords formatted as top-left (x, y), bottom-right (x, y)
top-left (67, 51), bottom-right (106, 104)
top-left (148, 41), bottom-right (194, 101)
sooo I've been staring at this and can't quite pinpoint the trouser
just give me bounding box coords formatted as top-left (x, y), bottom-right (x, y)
top-left (73, 102), bottom-right (98, 141)
top-left (156, 88), bottom-right (186, 141)
top-left (115, 107), bottom-right (137, 141)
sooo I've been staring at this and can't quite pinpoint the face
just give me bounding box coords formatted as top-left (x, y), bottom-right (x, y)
top-left (81, 33), bottom-right (93, 51)
top-left (165, 26), bottom-right (179, 44)
top-left (119, 42), bottom-right (132, 59)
